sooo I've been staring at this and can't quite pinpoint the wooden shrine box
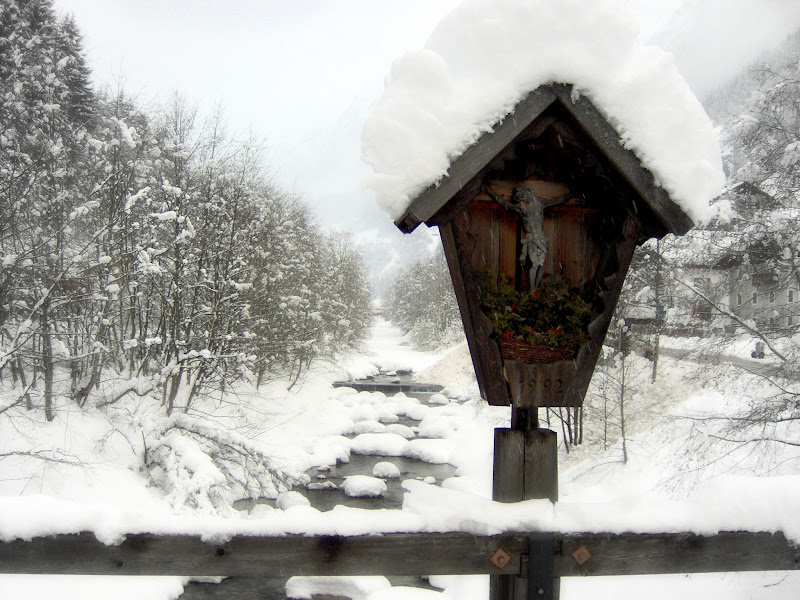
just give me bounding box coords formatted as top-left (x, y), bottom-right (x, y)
top-left (395, 84), bottom-right (693, 408)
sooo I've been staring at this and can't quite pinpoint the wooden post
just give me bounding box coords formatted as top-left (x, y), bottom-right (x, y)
top-left (491, 408), bottom-right (559, 600)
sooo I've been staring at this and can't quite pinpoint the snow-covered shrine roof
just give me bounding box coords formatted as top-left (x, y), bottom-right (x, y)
top-left (361, 0), bottom-right (725, 234)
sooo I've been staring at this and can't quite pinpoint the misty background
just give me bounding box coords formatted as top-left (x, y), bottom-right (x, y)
top-left (51, 0), bottom-right (800, 294)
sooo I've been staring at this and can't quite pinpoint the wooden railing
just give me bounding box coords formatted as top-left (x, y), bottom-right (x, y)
top-left (2, 530), bottom-right (798, 599)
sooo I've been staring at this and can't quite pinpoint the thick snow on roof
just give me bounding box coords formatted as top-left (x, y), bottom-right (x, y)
top-left (361, 0), bottom-right (724, 224)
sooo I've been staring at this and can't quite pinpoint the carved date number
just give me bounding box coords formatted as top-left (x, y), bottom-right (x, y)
top-left (542, 377), bottom-right (564, 394)
top-left (526, 376), bottom-right (564, 394)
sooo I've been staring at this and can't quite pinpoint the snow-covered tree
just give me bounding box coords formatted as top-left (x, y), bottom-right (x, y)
top-left (0, 0), bottom-right (99, 419)
top-left (0, 2), bottom-right (374, 419)
top-left (385, 246), bottom-right (461, 349)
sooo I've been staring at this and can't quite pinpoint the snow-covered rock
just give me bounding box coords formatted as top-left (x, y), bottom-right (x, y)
top-left (373, 461), bottom-right (402, 479)
top-left (351, 405), bottom-right (380, 422)
top-left (351, 433), bottom-right (409, 457)
top-left (307, 481), bottom-right (338, 491)
top-left (385, 423), bottom-right (416, 440)
top-left (310, 435), bottom-right (351, 465)
top-left (428, 393), bottom-right (449, 405)
top-left (330, 386), bottom-right (359, 397)
top-left (352, 420), bottom-right (387, 435)
top-left (376, 408), bottom-right (400, 424)
top-left (342, 476), bottom-right (388, 498)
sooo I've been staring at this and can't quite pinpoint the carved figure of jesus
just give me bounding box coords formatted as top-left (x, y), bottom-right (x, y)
top-left (488, 186), bottom-right (571, 290)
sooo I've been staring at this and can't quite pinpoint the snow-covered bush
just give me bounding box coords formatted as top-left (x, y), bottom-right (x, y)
top-left (147, 415), bottom-right (302, 511)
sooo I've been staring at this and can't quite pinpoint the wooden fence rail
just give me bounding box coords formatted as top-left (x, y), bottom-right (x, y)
top-left (1, 530), bottom-right (797, 578)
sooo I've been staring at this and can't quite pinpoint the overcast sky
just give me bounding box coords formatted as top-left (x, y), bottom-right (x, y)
top-left (52, 0), bottom-right (800, 231)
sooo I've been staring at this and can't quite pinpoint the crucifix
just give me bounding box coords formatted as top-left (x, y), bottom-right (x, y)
top-left (486, 186), bottom-right (571, 289)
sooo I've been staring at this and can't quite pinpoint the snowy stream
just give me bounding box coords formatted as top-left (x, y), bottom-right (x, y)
top-left (235, 389), bottom-right (458, 513)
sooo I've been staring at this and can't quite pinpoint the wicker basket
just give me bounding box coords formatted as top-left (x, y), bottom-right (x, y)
top-left (498, 338), bottom-right (576, 363)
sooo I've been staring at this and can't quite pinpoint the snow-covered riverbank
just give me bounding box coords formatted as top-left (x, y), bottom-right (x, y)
top-left (3, 319), bottom-right (800, 599)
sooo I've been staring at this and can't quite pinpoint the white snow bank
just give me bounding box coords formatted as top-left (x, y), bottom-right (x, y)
top-left (3, 473), bottom-right (800, 544)
top-left (0, 575), bottom-right (185, 600)
top-left (342, 476), bottom-right (388, 498)
top-left (309, 435), bottom-right (352, 466)
top-left (401, 476), bottom-right (800, 541)
top-left (419, 342), bottom-right (480, 401)
top-left (362, 0), bottom-right (724, 223)
top-left (287, 576), bottom-right (390, 600)
top-left (366, 588), bottom-right (444, 600)
top-left (276, 491), bottom-right (311, 511)
top-left (402, 439), bottom-right (454, 464)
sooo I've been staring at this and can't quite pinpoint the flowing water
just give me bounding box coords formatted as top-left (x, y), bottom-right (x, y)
top-left (234, 384), bottom-right (457, 513)
top-left (303, 388), bottom-right (457, 511)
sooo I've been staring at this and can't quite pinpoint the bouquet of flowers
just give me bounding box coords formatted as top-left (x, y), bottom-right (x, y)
top-left (481, 274), bottom-right (598, 359)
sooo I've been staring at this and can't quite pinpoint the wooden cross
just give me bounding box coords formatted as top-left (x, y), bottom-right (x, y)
top-left (485, 185), bottom-right (571, 289)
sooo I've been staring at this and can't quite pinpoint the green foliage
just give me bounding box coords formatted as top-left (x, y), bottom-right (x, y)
top-left (481, 275), bottom-right (597, 349)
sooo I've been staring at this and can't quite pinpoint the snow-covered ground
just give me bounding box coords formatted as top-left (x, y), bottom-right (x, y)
top-left (2, 318), bottom-right (800, 598)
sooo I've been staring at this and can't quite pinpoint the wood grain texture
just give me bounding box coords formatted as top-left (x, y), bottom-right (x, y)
top-left (505, 360), bottom-right (578, 409)
top-left (492, 429), bottom-right (559, 600)
top-left (448, 208), bottom-right (510, 405)
top-left (522, 429), bottom-right (559, 504)
top-left (439, 220), bottom-right (484, 397)
top-left (2, 531), bottom-right (798, 578)
top-left (440, 218), bottom-right (505, 406)
top-left (0, 532), bottom-right (526, 577)
top-left (561, 215), bottom-right (641, 408)
top-left (493, 429), bottom-right (525, 503)
top-left (480, 180), bottom-right (571, 202)
top-left (543, 206), bottom-right (602, 290)
top-left (555, 531), bottom-right (800, 577)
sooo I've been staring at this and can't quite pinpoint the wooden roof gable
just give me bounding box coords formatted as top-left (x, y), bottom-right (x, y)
top-left (395, 83), bottom-right (694, 236)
